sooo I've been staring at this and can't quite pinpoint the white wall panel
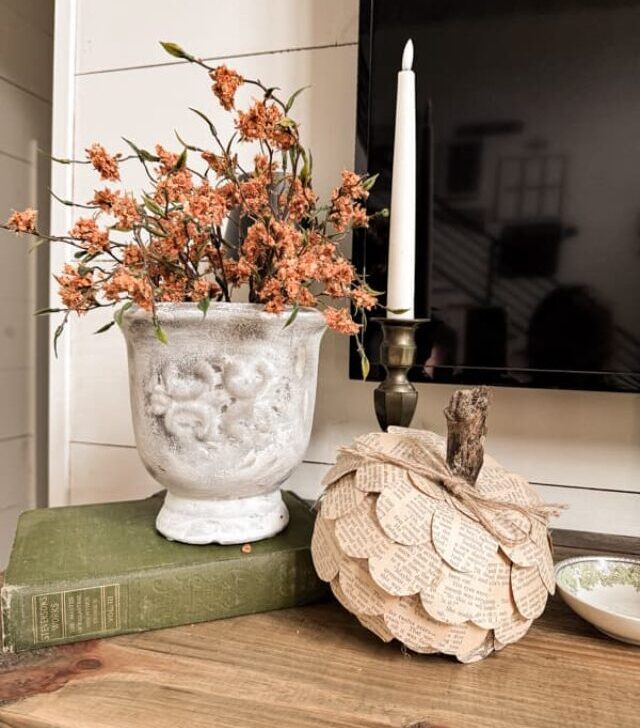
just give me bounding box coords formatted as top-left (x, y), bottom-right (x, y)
top-left (0, 505), bottom-right (25, 570)
top-left (0, 80), bottom-right (51, 161)
top-left (76, 0), bottom-right (357, 74)
top-left (69, 443), bottom-right (160, 506)
top-left (0, 370), bottom-right (30, 441)
top-left (0, 0), bottom-right (53, 567)
top-left (0, 2), bottom-right (53, 101)
top-left (0, 437), bottom-right (33, 511)
top-left (0, 0), bottom-right (54, 39)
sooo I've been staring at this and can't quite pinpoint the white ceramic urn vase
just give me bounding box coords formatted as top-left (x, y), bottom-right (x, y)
top-left (121, 302), bottom-right (326, 545)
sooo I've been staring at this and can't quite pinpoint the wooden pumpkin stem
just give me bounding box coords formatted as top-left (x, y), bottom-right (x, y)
top-left (444, 387), bottom-right (489, 485)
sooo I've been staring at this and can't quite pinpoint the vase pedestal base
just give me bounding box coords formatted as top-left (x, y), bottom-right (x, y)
top-left (156, 489), bottom-right (290, 545)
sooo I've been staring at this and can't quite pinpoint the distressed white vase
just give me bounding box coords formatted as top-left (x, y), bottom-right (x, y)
top-left (121, 302), bottom-right (326, 545)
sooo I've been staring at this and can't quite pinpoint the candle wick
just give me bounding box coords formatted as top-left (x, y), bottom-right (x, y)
top-left (401, 39), bottom-right (414, 71)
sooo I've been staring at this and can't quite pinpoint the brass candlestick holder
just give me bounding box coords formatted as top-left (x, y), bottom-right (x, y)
top-left (372, 318), bottom-right (430, 431)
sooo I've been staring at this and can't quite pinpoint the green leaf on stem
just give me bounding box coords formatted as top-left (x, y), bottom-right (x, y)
top-left (122, 137), bottom-right (160, 162)
top-left (49, 189), bottom-right (77, 207)
top-left (53, 315), bottom-right (69, 358)
top-left (360, 352), bottom-right (370, 381)
top-left (114, 300), bottom-right (133, 327)
top-left (93, 320), bottom-right (115, 335)
top-left (175, 148), bottom-right (187, 170)
top-left (189, 108), bottom-right (218, 138)
top-left (174, 130), bottom-right (200, 151)
top-left (27, 237), bottom-right (48, 253)
top-left (154, 324), bottom-right (169, 345)
top-left (197, 295), bottom-right (210, 318)
top-left (285, 85), bottom-right (310, 112)
top-left (283, 304), bottom-right (300, 328)
top-left (299, 148), bottom-right (311, 186)
top-left (50, 155), bottom-right (73, 165)
top-left (276, 117), bottom-right (296, 129)
top-left (34, 307), bottom-right (64, 316)
top-left (362, 173), bottom-right (379, 191)
top-left (159, 42), bottom-right (194, 62)
top-left (225, 133), bottom-right (237, 156)
top-left (142, 194), bottom-right (165, 216)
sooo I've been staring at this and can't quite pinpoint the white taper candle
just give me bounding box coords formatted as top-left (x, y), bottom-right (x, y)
top-left (386, 39), bottom-right (416, 320)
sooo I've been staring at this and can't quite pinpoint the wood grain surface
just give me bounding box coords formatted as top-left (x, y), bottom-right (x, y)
top-left (0, 542), bottom-right (638, 728)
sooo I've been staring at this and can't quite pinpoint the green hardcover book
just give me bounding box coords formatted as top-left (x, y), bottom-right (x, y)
top-left (1, 491), bottom-right (326, 653)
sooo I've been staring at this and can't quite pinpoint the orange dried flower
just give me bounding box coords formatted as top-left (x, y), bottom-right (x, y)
top-left (123, 244), bottom-right (143, 267)
top-left (6, 208), bottom-right (37, 233)
top-left (351, 204), bottom-right (369, 228)
top-left (155, 144), bottom-right (180, 174)
top-left (112, 195), bottom-right (140, 231)
top-left (239, 176), bottom-right (270, 216)
top-left (56, 264), bottom-right (95, 312)
top-left (202, 151), bottom-right (231, 177)
top-left (236, 100), bottom-right (295, 149)
top-left (70, 217), bottom-right (110, 255)
top-left (281, 178), bottom-right (316, 222)
top-left (210, 65), bottom-right (244, 111)
top-left (103, 267), bottom-right (153, 310)
top-left (155, 168), bottom-right (193, 203)
top-left (86, 143), bottom-right (121, 182)
top-left (324, 306), bottom-right (360, 334)
top-left (191, 278), bottom-right (220, 301)
top-left (188, 182), bottom-right (231, 227)
top-left (351, 286), bottom-right (376, 310)
top-left (89, 188), bottom-right (118, 211)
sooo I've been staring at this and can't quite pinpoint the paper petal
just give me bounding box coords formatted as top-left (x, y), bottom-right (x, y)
top-left (338, 558), bottom-right (394, 616)
top-left (420, 563), bottom-right (490, 625)
top-left (493, 636), bottom-right (507, 652)
top-left (387, 427), bottom-right (446, 454)
top-left (456, 632), bottom-right (495, 663)
top-left (384, 596), bottom-right (446, 653)
top-left (494, 612), bottom-right (533, 646)
top-left (321, 454), bottom-right (362, 487)
top-left (440, 621), bottom-right (490, 658)
top-left (500, 535), bottom-right (541, 568)
top-left (537, 544), bottom-right (556, 595)
top-left (311, 516), bottom-right (343, 581)
top-left (376, 476), bottom-right (438, 546)
top-left (511, 564), bottom-right (548, 620)
top-left (368, 541), bottom-right (443, 597)
top-left (432, 505), bottom-right (498, 574)
top-left (320, 475), bottom-right (365, 519)
top-left (357, 612), bottom-right (395, 642)
top-left (470, 550), bottom-right (515, 629)
top-left (354, 461), bottom-right (408, 494)
top-left (407, 471), bottom-right (445, 500)
top-left (334, 495), bottom-right (391, 559)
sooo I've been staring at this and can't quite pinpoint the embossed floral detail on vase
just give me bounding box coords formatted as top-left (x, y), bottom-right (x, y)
top-left (122, 302), bottom-right (326, 544)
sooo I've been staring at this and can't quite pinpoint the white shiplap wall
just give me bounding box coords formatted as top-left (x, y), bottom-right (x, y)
top-left (53, 0), bottom-right (640, 536)
top-left (0, 0), bottom-right (54, 567)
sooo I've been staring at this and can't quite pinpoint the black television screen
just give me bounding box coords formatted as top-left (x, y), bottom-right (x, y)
top-left (351, 0), bottom-right (640, 392)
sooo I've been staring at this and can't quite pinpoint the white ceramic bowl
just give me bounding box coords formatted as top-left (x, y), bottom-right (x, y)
top-left (555, 556), bottom-right (640, 645)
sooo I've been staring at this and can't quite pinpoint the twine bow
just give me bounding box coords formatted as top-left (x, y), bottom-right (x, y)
top-left (340, 438), bottom-right (564, 547)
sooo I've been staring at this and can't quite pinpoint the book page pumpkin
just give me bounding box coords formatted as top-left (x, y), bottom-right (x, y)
top-left (311, 387), bottom-right (562, 663)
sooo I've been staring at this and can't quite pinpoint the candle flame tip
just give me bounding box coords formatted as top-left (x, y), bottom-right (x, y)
top-left (401, 39), bottom-right (414, 70)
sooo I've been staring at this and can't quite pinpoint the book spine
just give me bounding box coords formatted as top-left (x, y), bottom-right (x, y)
top-left (1, 547), bottom-right (327, 653)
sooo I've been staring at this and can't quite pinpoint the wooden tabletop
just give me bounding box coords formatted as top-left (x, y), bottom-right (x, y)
top-left (1, 539), bottom-right (639, 728)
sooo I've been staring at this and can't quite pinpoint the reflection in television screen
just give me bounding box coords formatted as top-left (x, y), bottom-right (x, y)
top-left (351, 0), bottom-right (640, 392)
